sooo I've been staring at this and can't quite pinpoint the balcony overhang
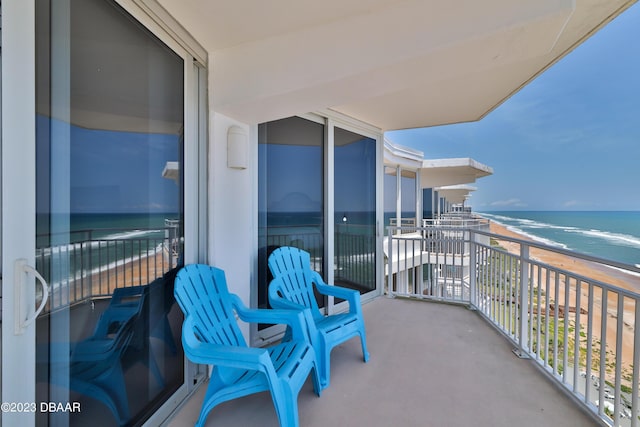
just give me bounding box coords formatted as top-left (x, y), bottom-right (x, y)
top-left (383, 138), bottom-right (424, 170)
top-left (435, 184), bottom-right (477, 204)
top-left (158, 0), bottom-right (634, 130)
top-left (421, 158), bottom-right (493, 188)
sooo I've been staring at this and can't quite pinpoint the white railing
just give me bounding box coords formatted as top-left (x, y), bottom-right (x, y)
top-left (35, 223), bottom-right (181, 312)
top-left (385, 225), bottom-right (640, 427)
top-left (422, 216), bottom-right (490, 229)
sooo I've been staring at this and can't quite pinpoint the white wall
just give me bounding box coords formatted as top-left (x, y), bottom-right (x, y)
top-left (209, 111), bottom-right (254, 339)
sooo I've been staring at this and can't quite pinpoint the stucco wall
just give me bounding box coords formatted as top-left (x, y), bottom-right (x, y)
top-left (209, 111), bottom-right (254, 340)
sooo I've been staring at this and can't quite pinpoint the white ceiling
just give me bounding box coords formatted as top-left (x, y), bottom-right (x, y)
top-left (158, 0), bottom-right (636, 130)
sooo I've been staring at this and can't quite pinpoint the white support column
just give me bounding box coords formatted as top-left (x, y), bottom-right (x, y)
top-left (395, 166), bottom-right (401, 227)
top-left (325, 119), bottom-right (335, 314)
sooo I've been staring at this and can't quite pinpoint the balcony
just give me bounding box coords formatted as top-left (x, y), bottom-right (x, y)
top-left (384, 221), bottom-right (640, 427)
top-left (167, 219), bottom-right (640, 427)
top-left (167, 296), bottom-right (598, 427)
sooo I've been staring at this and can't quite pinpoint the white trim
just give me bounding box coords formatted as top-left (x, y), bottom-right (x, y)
top-left (376, 131), bottom-right (385, 298)
top-left (395, 166), bottom-right (402, 226)
top-left (1, 0), bottom-right (37, 424)
top-left (297, 112), bottom-right (326, 126)
top-left (325, 118), bottom-right (335, 314)
top-left (116, 0), bottom-right (208, 66)
top-left (1, 1), bottom-right (206, 424)
top-left (320, 108), bottom-right (381, 139)
top-left (384, 138), bottom-right (424, 161)
top-left (416, 169), bottom-right (422, 224)
top-left (330, 117), bottom-right (383, 301)
top-left (197, 63), bottom-right (210, 264)
top-left (183, 58), bottom-right (199, 266)
top-left (253, 111), bottom-right (384, 342)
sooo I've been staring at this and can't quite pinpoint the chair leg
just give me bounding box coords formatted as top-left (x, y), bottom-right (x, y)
top-left (72, 363), bottom-right (130, 426)
top-left (359, 328), bottom-right (370, 362)
top-left (272, 383), bottom-right (299, 427)
top-left (310, 361), bottom-right (322, 397)
top-left (321, 345), bottom-right (331, 389)
top-left (195, 372), bottom-right (227, 427)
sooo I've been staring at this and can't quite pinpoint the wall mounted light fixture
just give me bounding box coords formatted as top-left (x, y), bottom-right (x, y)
top-left (227, 125), bottom-right (248, 169)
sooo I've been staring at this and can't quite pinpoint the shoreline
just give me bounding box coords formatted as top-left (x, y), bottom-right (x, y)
top-left (48, 248), bottom-right (175, 310)
top-left (488, 220), bottom-right (640, 380)
top-left (489, 221), bottom-right (640, 294)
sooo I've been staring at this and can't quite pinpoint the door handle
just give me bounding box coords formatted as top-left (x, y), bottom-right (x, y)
top-left (14, 258), bottom-right (50, 335)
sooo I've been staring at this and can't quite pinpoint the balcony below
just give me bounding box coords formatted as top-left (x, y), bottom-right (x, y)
top-left (166, 297), bottom-right (598, 427)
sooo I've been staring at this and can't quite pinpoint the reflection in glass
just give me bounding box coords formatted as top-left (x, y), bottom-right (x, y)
top-left (258, 117), bottom-right (325, 313)
top-left (384, 166), bottom-right (398, 234)
top-left (334, 128), bottom-right (376, 293)
top-left (401, 170), bottom-right (417, 226)
top-left (35, 0), bottom-right (184, 425)
top-left (423, 188), bottom-right (434, 219)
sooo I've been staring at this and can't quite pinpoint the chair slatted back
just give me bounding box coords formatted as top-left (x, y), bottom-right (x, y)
top-left (268, 247), bottom-right (321, 318)
top-left (174, 264), bottom-right (246, 348)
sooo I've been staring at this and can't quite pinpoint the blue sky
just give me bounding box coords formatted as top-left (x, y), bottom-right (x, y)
top-left (386, 3), bottom-right (640, 212)
top-left (70, 125), bottom-right (180, 214)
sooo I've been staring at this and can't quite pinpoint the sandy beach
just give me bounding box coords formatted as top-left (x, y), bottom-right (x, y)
top-left (489, 221), bottom-right (640, 380)
top-left (50, 248), bottom-right (175, 309)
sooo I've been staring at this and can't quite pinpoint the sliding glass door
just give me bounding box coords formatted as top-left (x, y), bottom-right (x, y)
top-left (257, 115), bottom-right (381, 339)
top-left (258, 117), bottom-right (326, 316)
top-left (334, 127), bottom-right (376, 294)
top-left (2, 0), bottom-right (203, 425)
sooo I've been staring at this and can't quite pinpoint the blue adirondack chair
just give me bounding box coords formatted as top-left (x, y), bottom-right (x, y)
top-left (174, 264), bottom-right (321, 427)
top-left (268, 246), bottom-right (370, 390)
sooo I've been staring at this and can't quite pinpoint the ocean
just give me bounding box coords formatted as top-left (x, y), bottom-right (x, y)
top-left (479, 211), bottom-right (640, 268)
top-left (36, 213), bottom-right (182, 286)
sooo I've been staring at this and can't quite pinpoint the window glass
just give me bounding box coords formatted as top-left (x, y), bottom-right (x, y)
top-left (258, 117), bottom-right (325, 312)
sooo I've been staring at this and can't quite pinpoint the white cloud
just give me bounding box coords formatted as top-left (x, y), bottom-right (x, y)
top-left (562, 200), bottom-right (597, 209)
top-left (490, 198), bottom-right (527, 207)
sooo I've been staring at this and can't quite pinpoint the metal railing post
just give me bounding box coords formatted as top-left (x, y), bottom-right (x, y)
top-left (387, 226), bottom-right (394, 298)
top-left (469, 230), bottom-right (477, 308)
top-left (516, 243), bottom-right (530, 358)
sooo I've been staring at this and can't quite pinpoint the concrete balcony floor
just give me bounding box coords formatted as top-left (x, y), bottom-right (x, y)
top-left (166, 297), bottom-right (599, 427)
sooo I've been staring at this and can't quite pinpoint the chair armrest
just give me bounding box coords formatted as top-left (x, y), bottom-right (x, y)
top-left (181, 317), bottom-right (271, 370)
top-left (267, 281), bottom-right (308, 312)
top-left (92, 306), bottom-right (139, 337)
top-left (71, 340), bottom-right (122, 361)
top-left (111, 285), bottom-right (146, 305)
top-left (269, 297), bottom-right (307, 313)
top-left (229, 294), bottom-right (310, 342)
top-left (311, 272), bottom-right (362, 312)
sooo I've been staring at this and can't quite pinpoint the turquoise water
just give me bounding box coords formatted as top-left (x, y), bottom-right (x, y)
top-left (480, 211), bottom-right (640, 267)
top-left (36, 213), bottom-right (182, 284)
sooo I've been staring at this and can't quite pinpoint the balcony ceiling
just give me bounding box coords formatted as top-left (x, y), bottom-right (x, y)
top-left (420, 158), bottom-right (493, 188)
top-left (160, 0), bottom-right (636, 130)
top-left (436, 184), bottom-right (477, 204)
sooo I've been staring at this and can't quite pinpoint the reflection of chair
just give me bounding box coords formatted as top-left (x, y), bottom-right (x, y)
top-left (174, 264), bottom-right (321, 427)
top-left (257, 245), bottom-right (281, 309)
top-left (69, 289), bottom-right (146, 426)
top-left (114, 267), bottom-right (180, 387)
top-left (268, 246), bottom-right (370, 390)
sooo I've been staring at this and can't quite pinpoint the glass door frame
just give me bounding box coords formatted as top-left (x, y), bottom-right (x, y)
top-left (252, 111), bottom-right (383, 344)
top-left (325, 113), bottom-right (384, 309)
top-left (1, 1), bottom-right (208, 425)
